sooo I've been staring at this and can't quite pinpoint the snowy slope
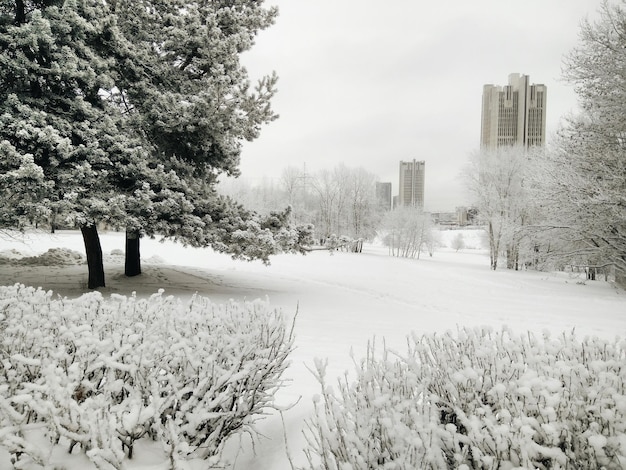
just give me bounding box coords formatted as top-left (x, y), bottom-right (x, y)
top-left (1, 229), bottom-right (625, 469)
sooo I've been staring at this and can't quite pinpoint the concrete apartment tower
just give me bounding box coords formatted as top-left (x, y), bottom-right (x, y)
top-left (398, 160), bottom-right (425, 208)
top-left (481, 73), bottom-right (547, 149)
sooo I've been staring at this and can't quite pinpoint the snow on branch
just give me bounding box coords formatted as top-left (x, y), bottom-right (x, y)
top-left (303, 326), bottom-right (626, 469)
top-left (0, 284), bottom-right (294, 468)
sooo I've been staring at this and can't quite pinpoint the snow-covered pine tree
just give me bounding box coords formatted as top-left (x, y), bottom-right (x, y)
top-left (0, 0), bottom-right (129, 288)
top-left (106, 0), bottom-right (282, 276)
top-left (2, 0), bottom-right (306, 286)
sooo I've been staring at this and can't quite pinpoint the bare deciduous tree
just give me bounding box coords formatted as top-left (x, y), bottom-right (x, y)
top-left (465, 146), bottom-right (529, 270)
top-left (381, 207), bottom-right (433, 259)
top-left (529, 1), bottom-right (626, 280)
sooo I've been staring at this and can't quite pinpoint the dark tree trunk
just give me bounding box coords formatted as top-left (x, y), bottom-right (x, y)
top-left (81, 224), bottom-right (105, 289)
top-left (125, 230), bottom-right (141, 277)
top-left (15, 0), bottom-right (26, 24)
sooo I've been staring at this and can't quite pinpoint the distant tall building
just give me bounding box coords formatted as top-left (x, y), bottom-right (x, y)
top-left (481, 73), bottom-right (547, 149)
top-left (375, 182), bottom-right (392, 211)
top-left (398, 160), bottom-right (425, 208)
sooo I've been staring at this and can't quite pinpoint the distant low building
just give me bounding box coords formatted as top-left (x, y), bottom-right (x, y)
top-left (429, 207), bottom-right (473, 226)
top-left (431, 212), bottom-right (457, 226)
top-left (456, 206), bottom-right (469, 226)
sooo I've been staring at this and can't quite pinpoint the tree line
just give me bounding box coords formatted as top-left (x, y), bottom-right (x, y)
top-left (219, 164), bottom-right (440, 259)
top-left (218, 163), bottom-right (387, 242)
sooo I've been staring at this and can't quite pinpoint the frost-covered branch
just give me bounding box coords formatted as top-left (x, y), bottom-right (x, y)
top-left (303, 327), bottom-right (626, 469)
top-left (0, 284), bottom-right (294, 468)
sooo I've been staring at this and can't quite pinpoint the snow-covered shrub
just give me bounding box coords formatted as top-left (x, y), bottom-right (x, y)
top-left (0, 284), bottom-right (293, 469)
top-left (304, 327), bottom-right (626, 470)
top-left (451, 232), bottom-right (465, 252)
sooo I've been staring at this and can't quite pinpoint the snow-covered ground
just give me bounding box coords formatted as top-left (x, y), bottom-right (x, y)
top-left (1, 229), bottom-right (625, 469)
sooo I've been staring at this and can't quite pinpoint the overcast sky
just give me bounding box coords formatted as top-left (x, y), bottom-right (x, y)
top-left (237, 0), bottom-right (604, 211)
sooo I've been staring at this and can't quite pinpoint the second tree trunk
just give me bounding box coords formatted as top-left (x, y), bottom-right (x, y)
top-left (81, 224), bottom-right (106, 289)
top-left (125, 230), bottom-right (141, 277)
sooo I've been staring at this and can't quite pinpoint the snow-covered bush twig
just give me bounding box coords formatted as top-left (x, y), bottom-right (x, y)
top-left (303, 327), bottom-right (626, 470)
top-left (0, 284), bottom-right (294, 468)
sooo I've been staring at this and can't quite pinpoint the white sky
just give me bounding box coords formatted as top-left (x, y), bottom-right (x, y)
top-left (238, 0), bottom-right (604, 211)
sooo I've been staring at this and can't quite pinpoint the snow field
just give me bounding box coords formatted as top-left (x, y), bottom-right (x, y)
top-left (1, 229), bottom-right (626, 469)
